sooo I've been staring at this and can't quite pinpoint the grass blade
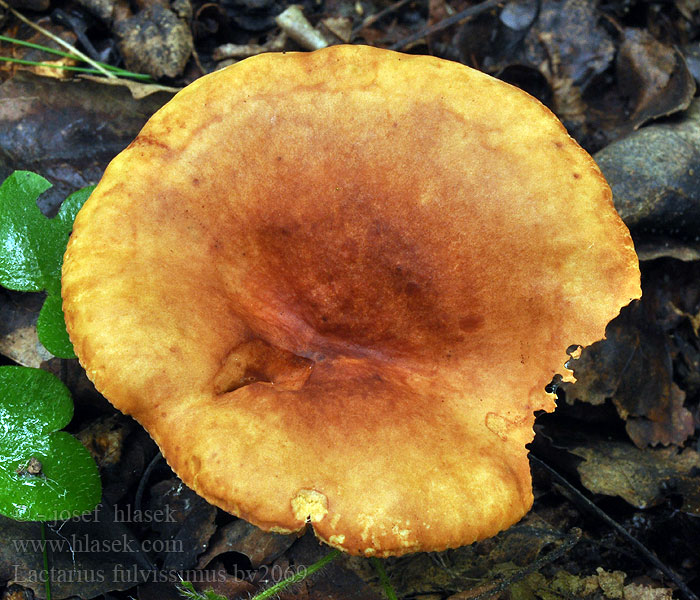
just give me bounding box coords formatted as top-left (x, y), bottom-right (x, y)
top-left (0, 34), bottom-right (153, 81)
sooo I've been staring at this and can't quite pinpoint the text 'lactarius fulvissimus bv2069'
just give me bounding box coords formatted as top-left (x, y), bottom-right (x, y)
top-left (62, 44), bottom-right (641, 557)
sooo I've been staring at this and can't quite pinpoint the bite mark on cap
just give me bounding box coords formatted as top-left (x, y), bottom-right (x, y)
top-left (292, 489), bottom-right (328, 523)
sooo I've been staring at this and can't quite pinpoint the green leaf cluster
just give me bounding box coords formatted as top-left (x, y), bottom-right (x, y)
top-left (0, 366), bottom-right (101, 521)
top-left (0, 171), bottom-right (93, 358)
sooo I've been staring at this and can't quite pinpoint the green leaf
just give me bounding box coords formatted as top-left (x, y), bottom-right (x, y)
top-left (0, 366), bottom-right (101, 521)
top-left (0, 172), bottom-right (93, 358)
top-left (56, 185), bottom-right (95, 233)
top-left (38, 295), bottom-right (76, 359)
top-left (0, 171), bottom-right (55, 292)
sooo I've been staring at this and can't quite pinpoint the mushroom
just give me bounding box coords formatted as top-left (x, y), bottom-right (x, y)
top-left (62, 45), bottom-right (641, 557)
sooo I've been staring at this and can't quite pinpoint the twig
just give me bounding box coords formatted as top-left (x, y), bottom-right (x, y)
top-left (530, 454), bottom-right (700, 600)
top-left (275, 5), bottom-right (329, 51)
top-left (134, 451), bottom-right (164, 514)
top-left (191, 46), bottom-right (206, 77)
top-left (388, 0), bottom-right (502, 50)
top-left (213, 32), bottom-right (287, 61)
top-left (447, 527), bottom-right (581, 600)
top-left (352, 0), bottom-right (413, 35)
top-left (0, 0), bottom-right (115, 78)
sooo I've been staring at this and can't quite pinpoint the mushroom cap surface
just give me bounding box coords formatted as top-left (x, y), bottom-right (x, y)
top-left (62, 45), bottom-right (641, 556)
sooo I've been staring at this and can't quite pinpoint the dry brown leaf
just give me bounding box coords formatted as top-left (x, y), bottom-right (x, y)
top-left (617, 28), bottom-right (696, 130)
top-left (570, 440), bottom-right (700, 513)
top-left (147, 479), bottom-right (217, 570)
top-left (0, 289), bottom-right (51, 367)
top-left (623, 583), bottom-right (674, 600)
top-left (198, 519), bottom-right (297, 570)
top-left (563, 301), bottom-right (694, 447)
top-left (0, 20), bottom-right (79, 81)
top-left (78, 74), bottom-right (180, 100)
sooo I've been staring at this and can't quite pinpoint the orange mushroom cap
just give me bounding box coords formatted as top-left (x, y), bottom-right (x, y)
top-left (62, 45), bottom-right (641, 556)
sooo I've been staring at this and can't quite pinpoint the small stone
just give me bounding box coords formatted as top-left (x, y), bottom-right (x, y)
top-left (73, 0), bottom-right (115, 23)
top-left (171, 0), bottom-right (192, 20)
top-left (114, 4), bottom-right (193, 79)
